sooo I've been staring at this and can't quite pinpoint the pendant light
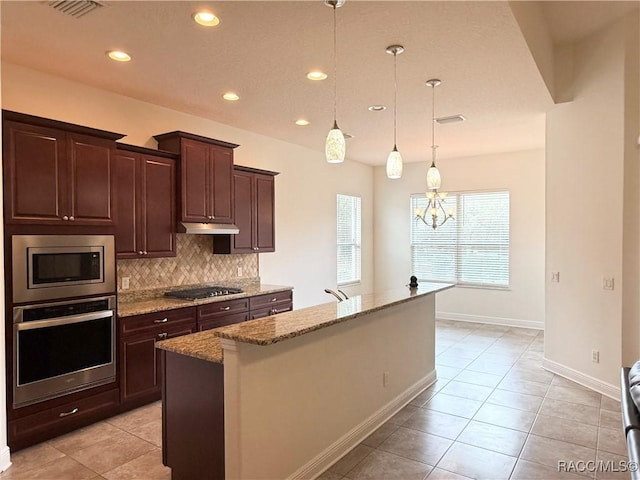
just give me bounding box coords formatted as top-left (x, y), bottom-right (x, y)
top-left (385, 44), bottom-right (404, 179)
top-left (415, 79), bottom-right (455, 229)
top-left (325, 0), bottom-right (346, 164)
top-left (426, 79), bottom-right (442, 189)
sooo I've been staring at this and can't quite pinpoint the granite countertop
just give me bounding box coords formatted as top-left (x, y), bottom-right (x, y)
top-left (214, 283), bottom-right (453, 346)
top-left (157, 283), bottom-right (453, 363)
top-left (157, 330), bottom-right (223, 364)
top-left (117, 283), bottom-right (293, 317)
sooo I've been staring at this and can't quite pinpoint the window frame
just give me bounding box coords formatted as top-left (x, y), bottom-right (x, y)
top-left (337, 194), bottom-right (362, 287)
top-left (410, 189), bottom-right (510, 290)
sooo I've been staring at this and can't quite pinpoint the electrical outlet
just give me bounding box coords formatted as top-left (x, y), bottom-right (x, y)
top-left (122, 277), bottom-right (130, 290)
top-left (602, 277), bottom-right (615, 291)
top-left (591, 349), bottom-right (600, 363)
top-left (383, 372), bottom-right (389, 388)
top-left (237, 267), bottom-right (243, 277)
top-left (551, 272), bottom-right (560, 283)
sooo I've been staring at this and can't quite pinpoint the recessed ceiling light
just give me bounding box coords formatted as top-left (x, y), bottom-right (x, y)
top-left (307, 71), bottom-right (328, 81)
top-left (368, 105), bottom-right (386, 112)
top-left (435, 114), bottom-right (466, 125)
top-left (107, 50), bottom-right (131, 62)
top-left (222, 92), bottom-right (240, 101)
top-left (193, 11), bottom-right (220, 27)
top-left (295, 119), bottom-right (310, 126)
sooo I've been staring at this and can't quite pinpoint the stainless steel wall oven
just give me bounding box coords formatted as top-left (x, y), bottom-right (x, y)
top-left (13, 295), bottom-right (116, 408)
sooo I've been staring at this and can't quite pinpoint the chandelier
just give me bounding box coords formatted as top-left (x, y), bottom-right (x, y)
top-left (415, 79), bottom-right (455, 229)
top-left (324, 0), bottom-right (346, 164)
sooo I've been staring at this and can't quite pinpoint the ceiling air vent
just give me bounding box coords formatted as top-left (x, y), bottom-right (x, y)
top-left (45, 0), bottom-right (104, 18)
top-left (435, 114), bottom-right (466, 125)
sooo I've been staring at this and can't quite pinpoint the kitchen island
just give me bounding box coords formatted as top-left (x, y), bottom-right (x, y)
top-left (157, 283), bottom-right (452, 480)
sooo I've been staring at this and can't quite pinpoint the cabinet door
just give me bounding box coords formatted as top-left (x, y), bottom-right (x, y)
top-left (209, 145), bottom-right (233, 223)
top-left (143, 155), bottom-right (176, 257)
top-left (121, 334), bottom-right (159, 403)
top-left (68, 133), bottom-right (116, 225)
top-left (121, 326), bottom-right (194, 404)
top-left (231, 171), bottom-right (254, 253)
top-left (198, 312), bottom-right (249, 332)
top-left (255, 174), bottom-right (275, 252)
top-left (250, 303), bottom-right (292, 320)
top-left (3, 121), bottom-right (68, 223)
top-left (115, 152), bottom-right (140, 258)
top-left (181, 139), bottom-right (209, 222)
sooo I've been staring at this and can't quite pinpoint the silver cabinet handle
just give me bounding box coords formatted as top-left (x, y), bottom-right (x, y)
top-left (221, 306), bottom-right (230, 311)
top-left (138, 251), bottom-right (144, 255)
top-left (62, 215), bottom-right (69, 221)
top-left (271, 298), bottom-right (278, 302)
top-left (157, 333), bottom-right (168, 340)
top-left (154, 318), bottom-right (168, 324)
top-left (59, 407), bottom-right (79, 418)
top-left (143, 251), bottom-right (148, 255)
top-left (69, 216), bottom-right (75, 221)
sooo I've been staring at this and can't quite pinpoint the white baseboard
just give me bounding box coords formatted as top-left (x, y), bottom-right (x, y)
top-left (542, 357), bottom-right (620, 400)
top-left (288, 370), bottom-right (437, 480)
top-left (0, 445), bottom-right (11, 472)
top-left (437, 311), bottom-right (543, 330)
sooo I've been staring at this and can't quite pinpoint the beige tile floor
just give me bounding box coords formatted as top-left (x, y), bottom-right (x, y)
top-left (0, 320), bottom-right (628, 480)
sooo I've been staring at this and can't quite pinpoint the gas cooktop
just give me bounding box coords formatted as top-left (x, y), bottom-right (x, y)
top-left (164, 286), bottom-right (243, 301)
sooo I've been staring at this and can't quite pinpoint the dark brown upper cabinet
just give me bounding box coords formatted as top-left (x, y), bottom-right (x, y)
top-left (2, 111), bottom-right (124, 226)
top-left (153, 131), bottom-right (238, 225)
top-left (214, 166), bottom-right (278, 254)
top-left (115, 144), bottom-right (177, 259)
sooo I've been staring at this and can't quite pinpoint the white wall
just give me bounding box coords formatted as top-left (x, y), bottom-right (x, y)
top-left (545, 15), bottom-right (638, 391)
top-left (0, 62), bottom-right (374, 309)
top-left (374, 149), bottom-right (545, 329)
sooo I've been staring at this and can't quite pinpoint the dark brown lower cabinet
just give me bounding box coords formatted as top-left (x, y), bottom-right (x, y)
top-left (162, 351), bottom-right (224, 480)
top-left (119, 307), bottom-right (197, 407)
top-left (197, 297), bottom-right (249, 331)
top-left (249, 290), bottom-right (293, 319)
top-left (8, 387), bottom-right (120, 451)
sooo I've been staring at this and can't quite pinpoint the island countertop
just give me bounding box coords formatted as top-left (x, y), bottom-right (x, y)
top-left (156, 282), bottom-right (453, 362)
top-left (117, 283), bottom-right (293, 317)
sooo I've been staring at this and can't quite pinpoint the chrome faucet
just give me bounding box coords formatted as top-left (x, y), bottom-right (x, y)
top-left (325, 288), bottom-right (349, 302)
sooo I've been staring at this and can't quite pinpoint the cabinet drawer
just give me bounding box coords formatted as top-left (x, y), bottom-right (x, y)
top-left (9, 388), bottom-right (119, 442)
top-left (120, 307), bottom-right (197, 336)
top-left (198, 298), bottom-right (249, 321)
top-left (199, 312), bottom-right (249, 332)
top-left (249, 290), bottom-right (292, 310)
top-left (250, 302), bottom-right (293, 320)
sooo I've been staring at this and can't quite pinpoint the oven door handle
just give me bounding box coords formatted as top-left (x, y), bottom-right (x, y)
top-left (15, 310), bottom-right (114, 331)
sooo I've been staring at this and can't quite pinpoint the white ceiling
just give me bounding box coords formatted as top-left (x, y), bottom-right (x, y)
top-left (0, 1), bottom-right (635, 166)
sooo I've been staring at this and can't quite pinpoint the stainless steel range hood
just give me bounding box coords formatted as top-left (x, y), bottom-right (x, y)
top-left (179, 222), bottom-right (240, 235)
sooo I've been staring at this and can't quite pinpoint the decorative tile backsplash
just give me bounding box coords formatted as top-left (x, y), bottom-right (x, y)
top-left (117, 234), bottom-right (258, 292)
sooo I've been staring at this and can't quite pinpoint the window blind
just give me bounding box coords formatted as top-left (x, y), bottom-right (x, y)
top-left (410, 190), bottom-right (510, 288)
top-left (337, 194), bottom-right (361, 286)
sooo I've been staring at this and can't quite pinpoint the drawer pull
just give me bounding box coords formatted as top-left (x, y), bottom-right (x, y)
top-left (157, 332), bottom-right (168, 340)
top-left (221, 306), bottom-right (231, 311)
top-left (271, 298), bottom-right (278, 302)
top-left (59, 407), bottom-right (79, 418)
top-left (154, 318), bottom-right (169, 324)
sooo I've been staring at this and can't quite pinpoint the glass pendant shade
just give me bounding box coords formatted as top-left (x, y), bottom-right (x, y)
top-left (325, 123), bottom-right (346, 163)
top-left (386, 147), bottom-right (403, 179)
top-left (426, 163), bottom-right (442, 190)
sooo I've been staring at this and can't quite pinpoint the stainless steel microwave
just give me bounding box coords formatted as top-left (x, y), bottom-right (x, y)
top-left (12, 235), bottom-right (116, 304)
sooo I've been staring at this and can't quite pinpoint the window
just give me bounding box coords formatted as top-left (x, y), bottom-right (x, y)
top-left (337, 194), bottom-right (361, 286)
top-left (410, 190), bottom-right (510, 288)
